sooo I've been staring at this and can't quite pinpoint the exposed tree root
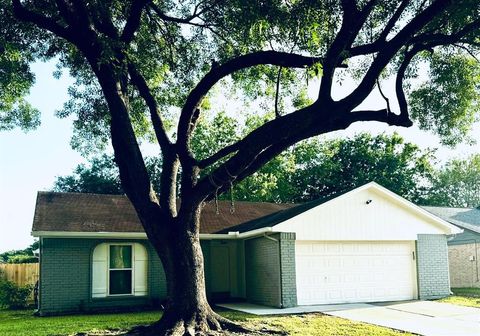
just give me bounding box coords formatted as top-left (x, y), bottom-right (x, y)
top-left (120, 309), bottom-right (284, 336)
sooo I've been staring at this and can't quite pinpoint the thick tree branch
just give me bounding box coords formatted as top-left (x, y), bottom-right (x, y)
top-left (197, 103), bottom-right (415, 202)
top-left (127, 63), bottom-right (173, 151)
top-left (378, 0), bottom-right (411, 43)
top-left (177, 51), bottom-right (326, 162)
top-left (92, 63), bottom-right (167, 228)
top-left (319, 0), bottom-right (377, 102)
top-left (159, 153), bottom-right (180, 217)
top-left (409, 18), bottom-right (480, 47)
top-left (376, 79), bottom-right (392, 113)
top-left (12, 0), bottom-right (75, 41)
top-left (121, 0), bottom-right (151, 42)
top-left (345, 109), bottom-right (413, 126)
top-left (89, 1), bottom-right (120, 39)
top-left (193, 104), bottom-right (320, 198)
top-left (347, 0), bottom-right (411, 58)
top-left (197, 142), bottom-right (241, 169)
top-left (395, 47), bottom-right (420, 124)
top-left (339, 0), bottom-right (452, 111)
top-left (274, 67), bottom-right (282, 118)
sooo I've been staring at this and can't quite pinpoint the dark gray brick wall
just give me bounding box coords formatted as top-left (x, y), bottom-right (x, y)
top-left (279, 232), bottom-right (297, 308)
top-left (39, 238), bottom-right (166, 315)
top-left (416, 234), bottom-right (451, 299)
top-left (244, 235), bottom-right (281, 307)
top-left (244, 233), bottom-right (297, 308)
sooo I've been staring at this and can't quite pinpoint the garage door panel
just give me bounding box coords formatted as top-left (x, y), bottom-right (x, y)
top-left (296, 241), bottom-right (416, 305)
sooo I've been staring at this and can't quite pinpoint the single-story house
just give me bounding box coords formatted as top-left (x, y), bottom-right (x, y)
top-left (32, 182), bottom-right (462, 315)
top-left (422, 206), bottom-right (480, 288)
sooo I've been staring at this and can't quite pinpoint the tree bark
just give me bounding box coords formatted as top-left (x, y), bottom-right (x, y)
top-left (90, 61), bottom-right (243, 336)
top-left (146, 206), bottom-right (245, 336)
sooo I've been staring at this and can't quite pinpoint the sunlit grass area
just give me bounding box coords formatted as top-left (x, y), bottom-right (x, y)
top-left (437, 287), bottom-right (480, 308)
top-left (0, 308), bottom-right (413, 336)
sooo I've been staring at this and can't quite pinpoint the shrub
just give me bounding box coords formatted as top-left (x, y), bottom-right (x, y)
top-left (0, 275), bottom-right (32, 309)
top-left (7, 255), bottom-right (38, 264)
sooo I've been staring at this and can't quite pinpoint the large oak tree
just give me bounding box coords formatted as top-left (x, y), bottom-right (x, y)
top-left (3, 0), bottom-right (480, 334)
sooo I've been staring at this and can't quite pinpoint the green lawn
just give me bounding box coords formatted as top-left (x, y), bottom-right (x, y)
top-left (438, 287), bottom-right (480, 308)
top-left (0, 308), bottom-right (413, 336)
top-left (0, 309), bottom-right (160, 336)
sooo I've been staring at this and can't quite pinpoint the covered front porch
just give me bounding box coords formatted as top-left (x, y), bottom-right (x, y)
top-left (201, 232), bottom-right (297, 308)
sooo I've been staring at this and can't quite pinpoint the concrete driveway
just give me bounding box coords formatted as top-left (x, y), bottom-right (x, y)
top-left (217, 300), bottom-right (480, 336)
top-left (328, 301), bottom-right (479, 336)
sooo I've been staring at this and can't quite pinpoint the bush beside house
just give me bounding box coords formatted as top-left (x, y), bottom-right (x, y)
top-left (0, 269), bottom-right (33, 309)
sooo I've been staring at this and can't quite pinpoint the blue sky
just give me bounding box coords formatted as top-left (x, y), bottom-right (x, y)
top-left (0, 61), bottom-right (479, 253)
top-left (0, 62), bottom-right (85, 253)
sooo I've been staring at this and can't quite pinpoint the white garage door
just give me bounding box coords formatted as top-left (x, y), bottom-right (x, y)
top-left (296, 241), bottom-right (417, 305)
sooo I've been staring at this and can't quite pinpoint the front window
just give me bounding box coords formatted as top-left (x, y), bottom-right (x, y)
top-left (109, 245), bottom-right (133, 295)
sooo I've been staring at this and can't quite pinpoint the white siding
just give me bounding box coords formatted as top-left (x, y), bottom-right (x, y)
top-left (275, 188), bottom-right (448, 241)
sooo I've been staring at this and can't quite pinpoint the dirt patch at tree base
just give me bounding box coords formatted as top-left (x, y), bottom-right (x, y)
top-left (73, 326), bottom-right (288, 336)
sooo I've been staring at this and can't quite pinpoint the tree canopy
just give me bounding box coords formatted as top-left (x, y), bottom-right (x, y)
top-left (3, 0), bottom-right (480, 334)
top-left (0, 2), bottom-right (40, 131)
top-left (53, 131), bottom-right (436, 205)
top-left (426, 154), bottom-right (480, 208)
top-left (0, 241), bottom-right (39, 263)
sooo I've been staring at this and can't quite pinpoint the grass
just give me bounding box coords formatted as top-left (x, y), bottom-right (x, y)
top-left (3, 288), bottom-right (480, 335)
top-left (0, 308), bottom-right (413, 336)
top-left (219, 309), bottom-right (413, 336)
top-left (437, 287), bottom-right (480, 308)
top-left (0, 309), bottom-right (161, 336)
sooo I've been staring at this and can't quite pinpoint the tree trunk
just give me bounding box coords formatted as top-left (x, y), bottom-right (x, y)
top-left (145, 208), bottom-right (246, 336)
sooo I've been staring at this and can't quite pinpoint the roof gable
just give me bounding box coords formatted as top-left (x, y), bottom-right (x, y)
top-left (222, 182), bottom-right (461, 238)
top-left (272, 182), bottom-right (461, 239)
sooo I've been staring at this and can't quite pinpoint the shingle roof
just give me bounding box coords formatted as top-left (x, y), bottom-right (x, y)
top-left (32, 192), bottom-right (295, 234)
top-left (422, 206), bottom-right (480, 234)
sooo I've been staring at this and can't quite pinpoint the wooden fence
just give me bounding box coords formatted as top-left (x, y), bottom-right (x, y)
top-left (0, 263), bottom-right (39, 287)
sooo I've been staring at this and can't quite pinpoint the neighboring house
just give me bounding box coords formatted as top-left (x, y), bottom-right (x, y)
top-left (422, 206), bottom-right (480, 288)
top-left (32, 182), bottom-right (461, 315)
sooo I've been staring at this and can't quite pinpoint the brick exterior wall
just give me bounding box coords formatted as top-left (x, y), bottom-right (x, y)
top-left (279, 233), bottom-right (297, 308)
top-left (416, 234), bottom-right (451, 299)
top-left (39, 238), bottom-right (167, 315)
top-left (244, 233), bottom-right (297, 308)
top-left (245, 235), bottom-right (281, 307)
top-left (448, 243), bottom-right (480, 288)
top-left (39, 234), bottom-right (297, 314)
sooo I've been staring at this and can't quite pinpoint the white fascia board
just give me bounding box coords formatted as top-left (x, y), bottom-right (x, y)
top-left (237, 227), bottom-right (273, 238)
top-left (32, 231), bottom-right (148, 239)
top-left (32, 229), bottom-right (272, 240)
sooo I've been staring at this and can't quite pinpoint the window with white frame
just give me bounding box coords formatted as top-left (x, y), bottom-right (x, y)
top-left (92, 243), bottom-right (148, 298)
top-left (109, 245), bottom-right (133, 295)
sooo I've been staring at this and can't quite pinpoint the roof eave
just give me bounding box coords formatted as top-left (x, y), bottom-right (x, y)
top-left (31, 227), bottom-right (274, 240)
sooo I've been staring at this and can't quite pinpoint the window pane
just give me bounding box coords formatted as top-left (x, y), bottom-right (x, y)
top-left (109, 245), bottom-right (132, 269)
top-left (109, 270), bottom-right (132, 295)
